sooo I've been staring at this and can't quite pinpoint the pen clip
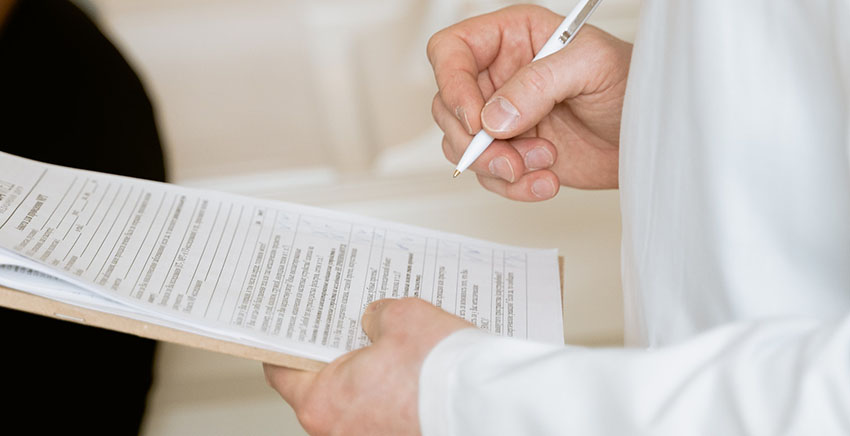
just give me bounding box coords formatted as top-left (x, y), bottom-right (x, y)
top-left (560, 0), bottom-right (602, 45)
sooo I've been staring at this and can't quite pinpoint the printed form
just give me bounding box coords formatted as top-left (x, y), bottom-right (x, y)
top-left (0, 152), bottom-right (563, 362)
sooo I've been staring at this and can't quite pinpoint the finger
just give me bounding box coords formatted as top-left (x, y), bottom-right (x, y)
top-left (361, 298), bottom-right (442, 343)
top-left (469, 137), bottom-right (558, 181)
top-left (361, 299), bottom-right (392, 342)
top-left (439, 124), bottom-right (557, 184)
top-left (428, 8), bottom-right (530, 135)
top-left (432, 92), bottom-right (472, 144)
top-left (443, 136), bottom-right (534, 183)
top-left (508, 136), bottom-right (557, 171)
top-left (435, 94), bottom-right (530, 182)
top-left (263, 364), bottom-right (317, 408)
top-left (427, 29), bottom-right (489, 135)
top-left (480, 26), bottom-right (609, 139)
top-left (480, 6), bottom-right (565, 91)
top-left (476, 168), bottom-right (560, 202)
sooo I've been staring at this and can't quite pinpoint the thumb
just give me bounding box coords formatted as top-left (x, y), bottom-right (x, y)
top-left (480, 43), bottom-right (591, 139)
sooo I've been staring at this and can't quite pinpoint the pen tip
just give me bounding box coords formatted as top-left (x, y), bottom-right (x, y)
top-left (452, 170), bottom-right (461, 178)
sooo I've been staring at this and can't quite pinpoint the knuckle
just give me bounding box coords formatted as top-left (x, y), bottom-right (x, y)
top-left (380, 299), bottom-right (410, 325)
top-left (442, 71), bottom-right (465, 95)
top-left (426, 31), bottom-right (445, 64)
top-left (520, 61), bottom-right (554, 97)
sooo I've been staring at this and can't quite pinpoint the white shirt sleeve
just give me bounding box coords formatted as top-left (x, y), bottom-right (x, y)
top-left (419, 314), bottom-right (850, 435)
top-left (418, 2), bottom-right (850, 435)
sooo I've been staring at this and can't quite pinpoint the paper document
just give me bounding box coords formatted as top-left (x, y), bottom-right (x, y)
top-left (0, 152), bottom-right (563, 362)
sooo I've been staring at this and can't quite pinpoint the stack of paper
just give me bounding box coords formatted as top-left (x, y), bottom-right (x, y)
top-left (0, 152), bottom-right (563, 369)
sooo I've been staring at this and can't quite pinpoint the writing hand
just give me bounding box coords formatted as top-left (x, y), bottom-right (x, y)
top-left (429, 5), bottom-right (632, 200)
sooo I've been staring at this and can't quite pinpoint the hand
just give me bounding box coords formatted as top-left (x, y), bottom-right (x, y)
top-left (428, 5), bottom-right (633, 200)
top-left (264, 298), bottom-right (473, 436)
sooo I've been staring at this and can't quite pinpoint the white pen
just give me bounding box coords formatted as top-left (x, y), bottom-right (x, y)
top-left (453, 0), bottom-right (604, 178)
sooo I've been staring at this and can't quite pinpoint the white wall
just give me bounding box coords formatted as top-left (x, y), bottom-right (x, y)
top-left (90, 0), bottom-right (638, 182)
top-left (82, 1), bottom-right (640, 434)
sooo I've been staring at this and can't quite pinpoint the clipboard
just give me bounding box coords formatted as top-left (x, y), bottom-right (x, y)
top-left (0, 257), bottom-right (564, 372)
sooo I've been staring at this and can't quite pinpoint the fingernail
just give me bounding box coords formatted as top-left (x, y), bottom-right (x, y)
top-left (481, 97), bottom-right (520, 133)
top-left (455, 106), bottom-right (474, 135)
top-left (531, 179), bottom-right (556, 199)
top-left (525, 147), bottom-right (554, 170)
top-left (489, 156), bottom-right (515, 182)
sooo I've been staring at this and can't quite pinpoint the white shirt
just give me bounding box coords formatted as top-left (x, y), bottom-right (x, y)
top-left (419, 1), bottom-right (850, 434)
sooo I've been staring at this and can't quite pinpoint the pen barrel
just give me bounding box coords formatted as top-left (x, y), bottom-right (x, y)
top-left (532, 0), bottom-right (600, 62)
top-left (456, 130), bottom-right (495, 173)
top-left (454, 0), bottom-right (602, 175)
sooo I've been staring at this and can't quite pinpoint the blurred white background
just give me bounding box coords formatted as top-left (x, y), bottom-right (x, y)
top-left (81, 0), bottom-right (640, 434)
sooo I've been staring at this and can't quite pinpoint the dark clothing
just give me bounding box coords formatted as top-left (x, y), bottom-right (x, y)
top-left (0, 0), bottom-right (165, 433)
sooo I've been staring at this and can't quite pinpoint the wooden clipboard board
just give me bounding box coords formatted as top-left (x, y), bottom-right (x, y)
top-left (0, 257), bottom-right (564, 372)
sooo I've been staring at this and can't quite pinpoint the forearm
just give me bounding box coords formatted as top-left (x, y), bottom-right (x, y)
top-left (420, 314), bottom-right (850, 435)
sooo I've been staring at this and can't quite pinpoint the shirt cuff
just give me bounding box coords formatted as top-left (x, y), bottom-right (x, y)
top-left (418, 327), bottom-right (493, 436)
